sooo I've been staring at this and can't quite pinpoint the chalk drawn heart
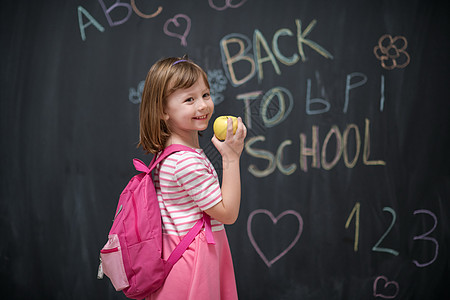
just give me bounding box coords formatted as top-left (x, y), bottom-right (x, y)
top-left (163, 14), bottom-right (191, 46)
top-left (373, 276), bottom-right (399, 299)
top-left (247, 209), bottom-right (303, 267)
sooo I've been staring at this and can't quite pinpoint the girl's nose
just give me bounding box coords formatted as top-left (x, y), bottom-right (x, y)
top-left (197, 98), bottom-right (207, 110)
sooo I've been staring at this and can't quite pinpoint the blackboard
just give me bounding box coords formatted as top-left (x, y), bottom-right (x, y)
top-left (1, 0), bottom-right (449, 299)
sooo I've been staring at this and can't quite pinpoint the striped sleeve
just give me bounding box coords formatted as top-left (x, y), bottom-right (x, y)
top-left (174, 151), bottom-right (222, 211)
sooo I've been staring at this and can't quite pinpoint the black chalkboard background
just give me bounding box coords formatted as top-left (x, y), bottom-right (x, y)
top-left (1, 0), bottom-right (449, 299)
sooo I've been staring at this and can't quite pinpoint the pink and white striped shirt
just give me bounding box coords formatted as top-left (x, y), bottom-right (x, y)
top-left (154, 149), bottom-right (224, 236)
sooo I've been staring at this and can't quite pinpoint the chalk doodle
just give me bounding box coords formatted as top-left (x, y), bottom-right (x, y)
top-left (163, 14), bottom-right (191, 46)
top-left (247, 209), bottom-right (303, 267)
top-left (129, 80), bottom-right (145, 104)
top-left (207, 69), bottom-right (228, 105)
top-left (208, 0), bottom-right (248, 11)
top-left (373, 276), bottom-right (399, 299)
top-left (373, 34), bottom-right (410, 70)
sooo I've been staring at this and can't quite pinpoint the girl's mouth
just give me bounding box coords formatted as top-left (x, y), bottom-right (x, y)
top-left (193, 114), bottom-right (208, 120)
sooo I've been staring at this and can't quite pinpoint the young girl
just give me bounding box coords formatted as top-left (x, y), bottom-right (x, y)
top-left (138, 56), bottom-right (247, 299)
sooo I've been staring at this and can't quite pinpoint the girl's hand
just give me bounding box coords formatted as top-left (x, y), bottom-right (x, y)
top-left (211, 117), bottom-right (247, 159)
top-left (207, 117), bottom-right (247, 224)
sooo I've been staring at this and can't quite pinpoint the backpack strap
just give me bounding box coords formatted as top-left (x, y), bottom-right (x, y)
top-left (164, 213), bottom-right (215, 276)
top-left (132, 144), bottom-right (198, 174)
top-left (152, 144), bottom-right (198, 172)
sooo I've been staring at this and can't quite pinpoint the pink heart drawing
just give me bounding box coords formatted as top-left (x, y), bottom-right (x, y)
top-left (247, 209), bottom-right (303, 267)
top-left (163, 14), bottom-right (191, 46)
top-left (373, 276), bottom-right (399, 299)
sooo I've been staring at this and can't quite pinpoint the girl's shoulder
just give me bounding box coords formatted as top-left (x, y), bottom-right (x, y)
top-left (161, 148), bottom-right (206, 167)
top-left (170, 149), bottom-right (217, 176)
top-left (178, 149), bottom-right (210, 166)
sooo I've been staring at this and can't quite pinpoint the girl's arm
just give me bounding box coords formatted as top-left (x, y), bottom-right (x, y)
top-left (206, 117), bottom-right (247, 224)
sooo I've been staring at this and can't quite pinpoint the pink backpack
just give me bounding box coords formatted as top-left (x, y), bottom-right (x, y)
top-left (98, 144), bottom-right (215, 299)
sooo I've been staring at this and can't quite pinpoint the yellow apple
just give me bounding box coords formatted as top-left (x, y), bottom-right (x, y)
top-left (213, 116), bottom-right (238, 141)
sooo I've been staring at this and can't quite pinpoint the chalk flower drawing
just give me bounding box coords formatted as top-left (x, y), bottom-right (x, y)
top-left (373, 34), bottom-right (410, 70)
top-left (207, 69), bottom-right (228, 105)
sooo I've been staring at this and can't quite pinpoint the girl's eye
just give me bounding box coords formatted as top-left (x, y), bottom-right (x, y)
top-left (185, 97), bottom-right (194, 103)
top-left (203, 93), bottom-right (211, 99)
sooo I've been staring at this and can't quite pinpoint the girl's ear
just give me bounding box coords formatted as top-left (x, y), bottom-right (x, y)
top-left (162, 111), bottom-right (170, 121)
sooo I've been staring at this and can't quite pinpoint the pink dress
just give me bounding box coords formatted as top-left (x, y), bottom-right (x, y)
top-left (147, 148), bottom-right (238, 300)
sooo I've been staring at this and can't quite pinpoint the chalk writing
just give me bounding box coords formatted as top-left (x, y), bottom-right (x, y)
top-left (342, 124), bottom-right (361, 168)
top-left (306, 78), bottom-right (330, 115)
top-left (373, 276), bottom-right (399, 299)
top-left (380, 74), bottom-right (385, 111)
top-left (98, 0), bottom-right (132, 26)
top-left (345, 202), bottom-right (360, 252)
top-left (220, 33), bottom-right (255, 86)
top-left (343, 72), bottom-right (367, 113)
top-left (372, 207), bottom-right (399, 256)
top-left (254, 29), bottom-right (281, 82)
top-left (245, 136), bottom-right (276, 177)
top-left (247, 209), bottom-right (303, 267)
top-left (208, 0), bottom-right (248, 11)
top-left (77, 6), bottom-right (105, 41)
top-left (344, 205), bottom-right (439, 269)
top-left (260, 87), bottom-right (293, 128)
top-left (236, 91), bottom-right (263, 130)
top-left (130, 0), bottom-right (162, 19)
top-left (412, 209), bottom-right (439, 267)
top-left (374, 34), bottom-right (410, 70)
top-left (295, 19), bottom-right (334, 62)
top-left (220, 18), bottom-right (333, 86)
top-left (163, 14), bottom-right (191, 46)
top-left (306, 72), bottom-right (385, 115)
top-left (77, 1), bottom-right (162, 41)
top-left (77, 2), bottom-right (163, 41)
top-left (245, 118), bottom-right (385, 177)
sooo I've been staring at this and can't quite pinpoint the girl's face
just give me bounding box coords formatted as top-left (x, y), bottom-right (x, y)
top-left (163, 77), bottom-right (214, 139)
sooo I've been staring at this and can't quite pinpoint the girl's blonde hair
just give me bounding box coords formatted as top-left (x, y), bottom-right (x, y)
top-left (138, 56), bottom-right (210, 154)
